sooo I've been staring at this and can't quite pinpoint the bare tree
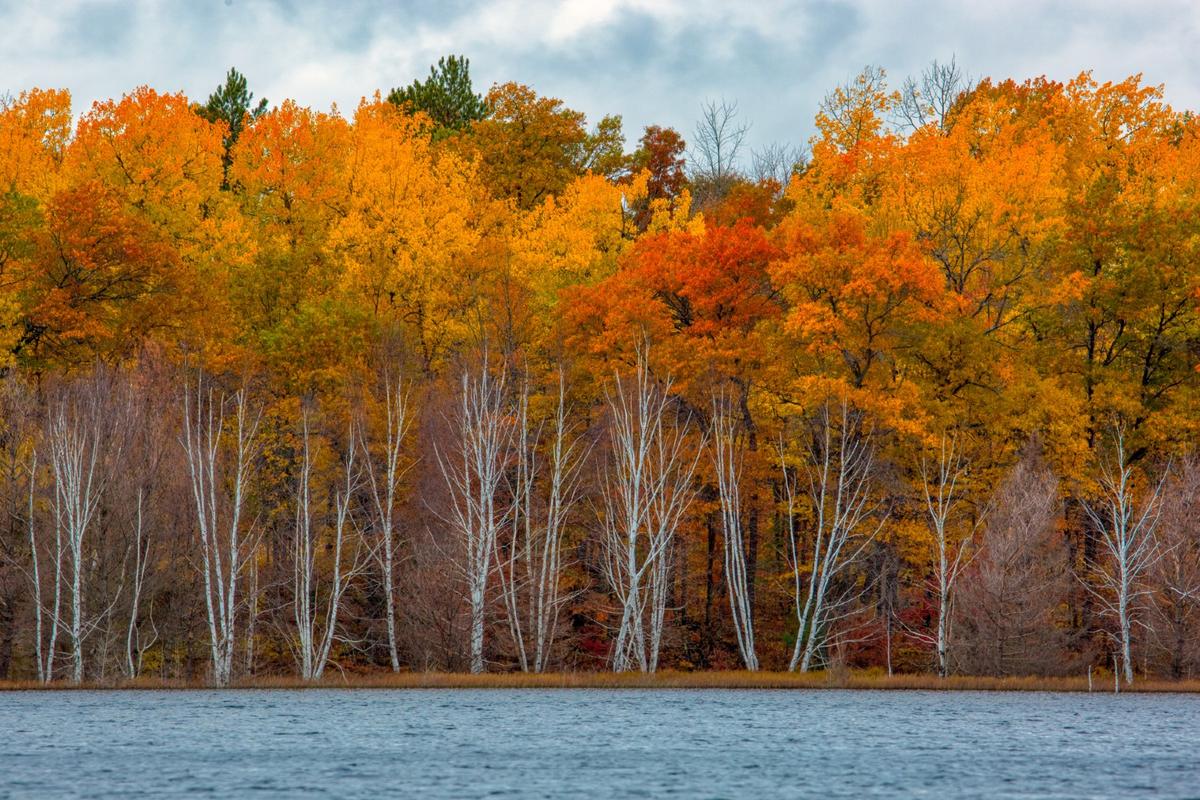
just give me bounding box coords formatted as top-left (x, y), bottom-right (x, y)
top-left (781, 401), bottom-right (885, 672)
top-left (46, 377), bottom-right (125, 684)
top-left (26, 450), bottom-right (63, 684)
top-left (914, 434), bottom-right (984, 677)
top-left (1147, 455), bottom-right (1200, 678)
top-left (750, 141), bottom-right (805, 188)
top-left (291, 414), bottom-right (366, 681)
top-left (116, 365), bottom-right (173, 682)
top-left (954, 444), bottom-right (1070, 676)
top-left (1080, 425), bottom-right (1167, 685)
top-left (359, 371), bottom-right (413, 672)
top-left (497, 372), bottom-right (586, 672)
top-left (691, 99), bottom-right (749, 191)
top-left (711, 391), bottom-right (758, 670)
top-left (435, 354), bottom-right (512, 674)
top-left (601, 352), bottom-right (703, 672)
top-left (181, 377), bottom-right (261, 687)
top-left (897, 56), bottom-right (973, 132)
top-left (123, 490), bottom-right (154, 680)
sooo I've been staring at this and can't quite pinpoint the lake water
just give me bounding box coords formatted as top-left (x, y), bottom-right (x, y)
top-left (1, 689), bottom-right (1197, 798)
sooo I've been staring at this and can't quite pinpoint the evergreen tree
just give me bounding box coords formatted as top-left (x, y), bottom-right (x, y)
top-left (195, 67), bottom-right (268, 186)
top-left (388, 55), bottom-right (489, 137)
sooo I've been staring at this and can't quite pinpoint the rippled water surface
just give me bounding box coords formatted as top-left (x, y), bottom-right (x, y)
top-left (2, 688), bottom-right (1198, 798)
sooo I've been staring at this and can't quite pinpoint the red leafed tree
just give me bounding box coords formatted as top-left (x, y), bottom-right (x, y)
top-left (20, 183), bottom-right (180, 367)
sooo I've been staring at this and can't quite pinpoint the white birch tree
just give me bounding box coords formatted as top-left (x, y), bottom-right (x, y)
top-left (1081, 425), bottom-right (1166, 685)
top-left (46, 385), bottom-right (122, 684)
top-left (358, 372), bottom-right (413, 672)
top-left (600, 353), bottom-right (702, 672)
top-left (181, 377), bottom-right (261, 687)
top-left (711, 390), bottom-right (758, 670)
top-left (119, 377), bottom-right (169, 683)
top-left (497, 372), bottom-right (586, 672)
top-left (123, 490), bottom-right (155, 680)
top-left (291, 414), bottom-right (365, 681)
top-left (781, 401), bottom-right (885, 673)
top-left (26, 450), bottom-right (64, 684)
top-left (917, 434), bottom-right (984, 677)
top-left (435, 355), bottom-right (511, 674)
top-left (644, 443), bottom-right (697, 673)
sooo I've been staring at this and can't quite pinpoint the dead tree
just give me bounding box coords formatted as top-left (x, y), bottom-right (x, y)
top-left (897, 56), bottom-right (973, 132)
top-left (954, 444), bottom-right (1070, 676)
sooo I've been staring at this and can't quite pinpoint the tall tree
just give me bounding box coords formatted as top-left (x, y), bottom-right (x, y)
top-left (1081, 425), bottom-right (1166, 685)
top-left (331, 98), bottom-right (483, 375)
top-left (630, 125), bottom-right (687, 229)
top-left (780, 401), bottom-right (886, 672)
top-left (195, 67), bottom-right (269, 186)
top-left (691, 100), bottom-right (748, 190)
top-left (388, 55), bottom-right (489, 138)
top-left (472, 83), bottom-right (625, 208)
top-left (435, 354), bottom-right (512, 674)
top-left (601, 351), bottom-right (703, 673)
top-left (181, 377), bottom-right (262, 687)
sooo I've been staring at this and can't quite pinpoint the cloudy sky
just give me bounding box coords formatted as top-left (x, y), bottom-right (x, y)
top-left (2, 0), bottom-right (1198, 155)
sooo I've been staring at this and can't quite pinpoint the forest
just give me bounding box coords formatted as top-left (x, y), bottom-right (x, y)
top-left (0, 56), bottom-right (1198, 687)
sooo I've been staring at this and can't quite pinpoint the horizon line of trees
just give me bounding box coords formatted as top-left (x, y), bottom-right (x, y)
top-left (1, 56), bottom-right (1199, 684)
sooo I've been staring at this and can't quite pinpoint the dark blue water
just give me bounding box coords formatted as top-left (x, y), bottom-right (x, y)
top-left (1, 689), bottom-right (1197, 798)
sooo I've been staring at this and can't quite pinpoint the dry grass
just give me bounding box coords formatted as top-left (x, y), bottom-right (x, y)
top-left (3, 670), bottom-right (1199, 692)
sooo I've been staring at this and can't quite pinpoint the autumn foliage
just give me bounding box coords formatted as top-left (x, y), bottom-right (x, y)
top-left (1, 61), bottom-right (1199, 683)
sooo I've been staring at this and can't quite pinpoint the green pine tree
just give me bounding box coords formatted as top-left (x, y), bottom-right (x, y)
top-left (194, 67), bottom-right (269, 187)
top-left (388, 55), bottom-right (489, 138)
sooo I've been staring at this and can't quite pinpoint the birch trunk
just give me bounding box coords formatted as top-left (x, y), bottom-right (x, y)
top-left (292, 415), bottom-right (363, 681)
top-left (601, 352), bottom-right (702, 672)
top-left (497, 373), bottom-right (585, 672)
top-left (712, 392), bottom-right (758, 670)
top-left (436, 355), bottom-right (511, 674)
top-left (47, 394), bottom-right (115, 684)
top-left (360, 374), bottom-right (412, 672)
top-left (1080, 424), bottom-right (1166, 686)
top-left (181, 378), bottom-right (261, 687)
top-left (780, 401), bottom-right (884, 673)
top-left (919, 434), bottom-right (982, 678)
top-left (124, 490), bottom-right (152, 680)
top-left (27, 451), bottom-right (63, 685)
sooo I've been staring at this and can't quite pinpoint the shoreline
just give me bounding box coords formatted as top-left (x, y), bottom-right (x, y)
top-left (3, 671), bottom-right (1199, 693)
